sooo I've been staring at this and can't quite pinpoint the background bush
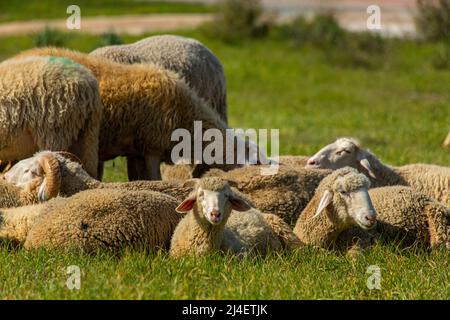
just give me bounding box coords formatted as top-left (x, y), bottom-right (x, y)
top-left (415, 0), bottom-right (450, 41)
top-left (34, 27), bottom-right (66, 47)
top-left (201, 0), bottom-right (269, 43)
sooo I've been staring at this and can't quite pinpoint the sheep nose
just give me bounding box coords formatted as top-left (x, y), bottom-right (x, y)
top-left (210, 209), bottom-right (220, 217)
top-left (365, 214), bottom-right (376, 224)
top-left (307, 159), bottom-right (316, 166)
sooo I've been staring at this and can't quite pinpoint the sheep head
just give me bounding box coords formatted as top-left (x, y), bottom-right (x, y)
top-left (2, 151), bottom-right (62, 202)
top-left (305, 137), bottom-right (377, 179)
top-left (176, 177), bottom-right (251, 226)
top-left (313, 167), bottom-right (377, 231)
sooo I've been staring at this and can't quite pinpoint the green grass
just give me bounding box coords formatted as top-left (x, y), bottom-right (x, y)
top-left (0, 245), bottom-right (448, 299)
top-left (0, 0), bottom-right (214, 23)
top-left (0, 30), bottom-right (449, 299)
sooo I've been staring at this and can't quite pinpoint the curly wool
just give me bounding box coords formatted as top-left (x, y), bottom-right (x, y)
top-left (0, 56), bottom-right (102, 177)
top-left (91, 35), bottom-right (227, 123)
top-left (23, 189), bottom-right (182, 253)
top-left (13, 48), bottom-right (228, 166)
top-left (0, 181), bottom-right (38, 208)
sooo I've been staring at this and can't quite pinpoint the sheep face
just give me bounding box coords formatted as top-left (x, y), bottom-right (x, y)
top-left (176, 178), bottom-right (251, 225)
top-left (4, 157), bottom-right (42, 188)
top-left (305, 138), bottom-right (377, 179)
top-left (315, 169), bottom-right (377, 230)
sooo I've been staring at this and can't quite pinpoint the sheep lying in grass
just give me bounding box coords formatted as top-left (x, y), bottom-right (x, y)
top-left (0, 188), bottom-right (182, 252)
top-left (305, 137), bottom-right (450, 206)
top-left (24, 189), bottom-right (181, 252)
top-left (294, 168), bottom-right (449, 252)
top-left (203, 165), bottom-right (331, 225)
top-left (13, 48), bottom-right (255, 181)
top-left (170, 178), bottom-right (301, 257)
top-left (0, 56), bottom-right (102, 178)
top-left (4, 151), bottom-right (326, 225)
top-left (0, 153), bottom-right (60, 207)
top-left (293, 168), bottom-right (377, 253)
top-left (3, 151), bottom-right (193, 202)
top-left (160, 155), bottom-right (310, 182)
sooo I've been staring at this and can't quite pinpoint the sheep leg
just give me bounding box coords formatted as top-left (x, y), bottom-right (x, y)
top-left (127, 156), bottom-right (150, 181)
top-left (145, 154), bottom-right (162, 180)
top-left (443, 130), bottom-right (450, 148)
top-left (97, 161), bottom-right (105, 181)
top-left (424, 204), bottom-right (449, 249)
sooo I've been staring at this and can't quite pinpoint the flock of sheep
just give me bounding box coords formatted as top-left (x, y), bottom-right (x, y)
top-left (0, 35), bottom-right (448, 259)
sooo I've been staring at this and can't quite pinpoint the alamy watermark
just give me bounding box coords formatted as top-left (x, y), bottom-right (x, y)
top-left (367, 5), bottom-right (381, 30)
top-left (66, 5), bottom-right (81, 30)
top-left (366, 265), bottom-right (381, 290)
top-left (171, 121), bottom-right (279, 175)
top-left (66, 265), bottom-right (81, 290)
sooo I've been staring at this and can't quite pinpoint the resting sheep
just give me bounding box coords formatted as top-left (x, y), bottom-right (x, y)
top-left (294, 168), bottom-right (449, 252)
top-left (293, 168), bottom-right (377, 253)
top-left (2, 151), bottom-right (193, 202)
top-left (170, 178), bottom-right (301, 257)
top-left (306, 137), bottom-right (450, 206)
top-left (0, 188), bottom-right (181, 252)
top-left (0, 56), bottom-right (102, 178)
top-left (12, 48), bottom-right (251, 181)
top-left (4, 151), bottom-right (320, 225)
top-left (22, 189), bottom-right (181, 252)
top-left (203, 165), bottom-right (331, 225)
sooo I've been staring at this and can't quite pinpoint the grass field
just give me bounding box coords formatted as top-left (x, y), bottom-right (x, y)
top-left (0, 29), bottom-right (448, 299)
top-left (0, 0), bottom-right (213, 23)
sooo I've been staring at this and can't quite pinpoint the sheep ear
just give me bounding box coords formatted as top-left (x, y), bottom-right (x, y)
top-left (356, 150), bottom-right (377, 179)
top-left (229, 194), bottom-right (251, 212)
top-left (176, 196), bottom-right (197, 213)
top-left (314, 190), bottom-right (333, 218)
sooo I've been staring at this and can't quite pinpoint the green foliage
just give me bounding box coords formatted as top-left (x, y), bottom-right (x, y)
top-left (97, 31), bottom-right (123, 47)
top-left (34, 27), bottom-right (66, 47)
top-left (278, 14), bottom-right (387, 69)
top-left (0, 0), bottom-right (214, 23)
top-left (201, 0), bottom-right (269, 43)
top-left (432, 42), bottom-right (450, 69)
top-left (416, 0), bottom-right (450, 41)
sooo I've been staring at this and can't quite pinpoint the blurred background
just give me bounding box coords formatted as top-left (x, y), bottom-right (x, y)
top-left (0, 0), bottom-right (448, 182)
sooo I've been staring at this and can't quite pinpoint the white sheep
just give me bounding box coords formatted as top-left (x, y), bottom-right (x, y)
top-left (0, 188), bottom-right (182, 253)
top-left (13, 48), bottom-right (256, 181)
top-left (294, 168), bottom-right (449, 252)
top-left (0, 56), bottom-right (102, 178)
top-left (170, 178), bottom-right (301, 257)
top-left (305, 137), bottom-right (450, 206)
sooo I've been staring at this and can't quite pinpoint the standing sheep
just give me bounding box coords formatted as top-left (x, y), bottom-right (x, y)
top-left (305, 137), bottom-right (450, 206)
top-left (12, 48), bottom-right (254, 181)
top-left (0, 56), bottom-right (102, 178)
top-left (91, 35), bottom-right (227, 123)
top-left (170, 178), bottom-right (301, 257)
top-left (91, 35), bottom-right (228, 180)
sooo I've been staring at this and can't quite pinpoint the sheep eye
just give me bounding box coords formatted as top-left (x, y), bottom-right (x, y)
top-left (339, 191), bottom-right (349, 197)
